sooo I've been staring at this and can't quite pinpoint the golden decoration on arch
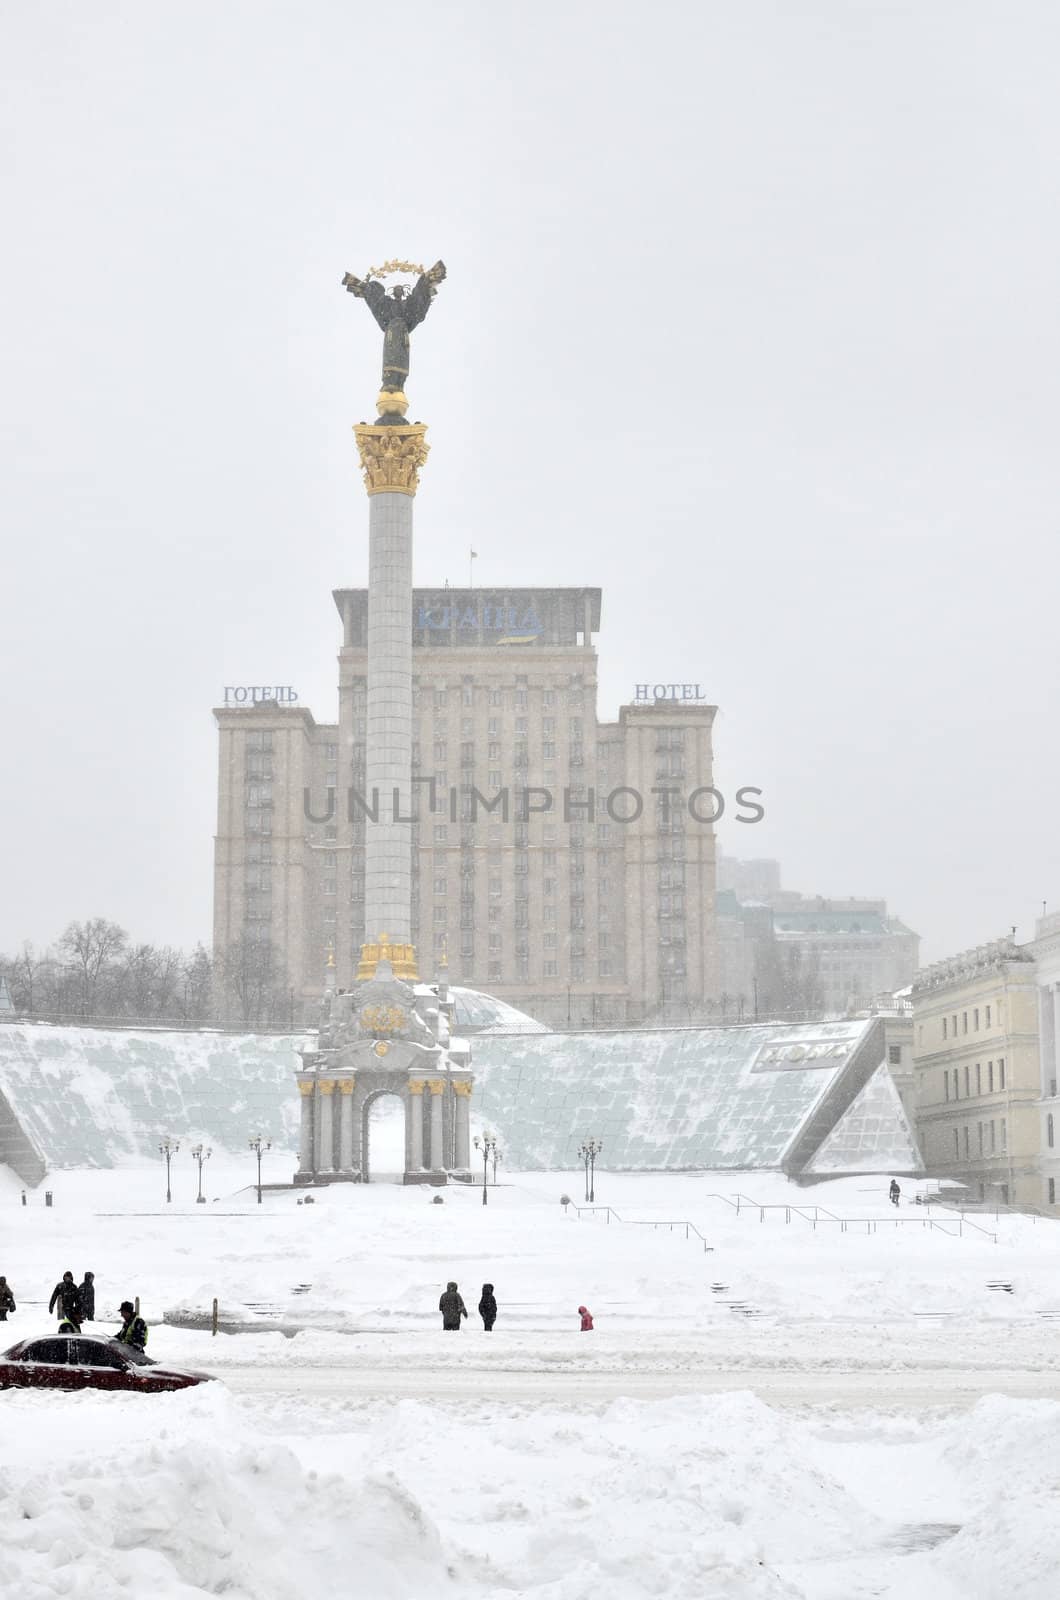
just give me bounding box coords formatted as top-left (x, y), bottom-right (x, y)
top-left (359, 1004), bottom-right (407, 1038)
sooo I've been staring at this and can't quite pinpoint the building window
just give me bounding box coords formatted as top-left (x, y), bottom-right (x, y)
top-left (952, 1014), bottom-right (958, 1036)
top-left (1049, 1114), bottom-right (1055, 1150)
top-left (953, 1069), bottom-right (959, 1099)
top-left (963, 1126), bottom-right (970, 1157)
top-left (985, 1004), bottom-right (991, 1027)
top-left (944, 1073), bottom-right (949, 1102)
top-left (999, 1058), bottom-right (1006, 1089)
top-left (434, 825), bottom-right (448, 844)
top-left (544, 689), bottom-right (555, 707)
top-left (973, 1008), bottom-right (980, 1031)
top-left (323, 878), bottom-right (336, 896)
top-left (988, 1061), bottom-right (994, 1092)
top-left (942, 1017), bottom-right (948, 1040)
top-left (544, 932), bottom-right (556, 948)
top-left (976, 1063), bottom-right (981, 1095)
top-left (978, 1123), bottom-right (984, 1154)
top-left (888, 1045), bottom-right (901, 1066)
top-left (963, 1064), bottom-right (970, 1097)
top-left (990, 1121), bottom-right (996, 1152)
top-left (1000, 1118), bottom-right (1007, 1151)
top-left (599, 960), bottom-right (612, 977)
top-left (489, 962), bottom-right (502, 981)
top-left (544, 960), bottom-right (558, 977)
top-left (434, 878), bottom-right (447, 895)
top-left (953, 1129), bottom-right (959, 1158)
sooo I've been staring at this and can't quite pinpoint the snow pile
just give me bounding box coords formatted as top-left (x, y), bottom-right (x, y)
top-left (0, 1385), bottom-right (451, 1600)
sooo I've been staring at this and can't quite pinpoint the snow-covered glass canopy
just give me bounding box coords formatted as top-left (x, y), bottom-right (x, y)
top-left (472, 1017), bottom-right (921, 1175)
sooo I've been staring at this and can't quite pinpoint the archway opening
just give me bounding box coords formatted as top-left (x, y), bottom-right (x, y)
top-left (363, 1091), bottom-right (406, 1183)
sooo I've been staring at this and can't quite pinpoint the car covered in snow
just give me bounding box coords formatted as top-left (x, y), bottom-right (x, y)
top-left (0, 1334), bottom-right (215, 1393)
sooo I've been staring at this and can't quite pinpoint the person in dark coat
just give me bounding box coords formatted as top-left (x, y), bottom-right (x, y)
top-left (439, 1281), bottom-right (467, 1330)
top-left (78, 1272), bottom-right (95, 1321)
top-left (478, 1283), bottom-right (497, 1331)
top-left (0, 1277), bottom-right (14, 1320)
top-left (889, 1180), bottom-right (901, 1207)
top-left (579, 1305), bottom-right (594, 1331)
top-left (48, 1272), bottom-right (83, 1328)
top-left (116, 1302), bottom-right (148, 1351)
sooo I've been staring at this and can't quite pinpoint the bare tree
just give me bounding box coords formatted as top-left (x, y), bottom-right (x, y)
top-left (217, 932), bottom-right (284, 1026)
top-left (183, 944), bottom-right (214, 1022)
top-left (59, 918), bottom-right (128, 1018)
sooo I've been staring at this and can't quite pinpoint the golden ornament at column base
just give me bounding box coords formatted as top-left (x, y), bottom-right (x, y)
top-left (357, 934), bottom-right (419, 981)
top-left (376, 388), bottom-right (409, 417)
top-left (353, 422), bottom-right (429, 497)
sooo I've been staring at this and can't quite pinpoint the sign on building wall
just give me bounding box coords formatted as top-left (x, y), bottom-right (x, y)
top-left (222, 686), bottom-right (300, 705)
top-left (632, 684), bottom-right (708, 702)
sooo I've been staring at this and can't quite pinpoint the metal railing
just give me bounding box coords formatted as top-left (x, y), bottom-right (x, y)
top-left (565, 1191), bottom-right (996, 1243)
top-left (704, 1189), bottom-right (997, 1242)
top-left (562, 1201), bottom-right (713, 1252)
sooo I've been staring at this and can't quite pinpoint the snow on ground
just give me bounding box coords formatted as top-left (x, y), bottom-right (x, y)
top-left (2, 1161), bottom-right (1059, 1597)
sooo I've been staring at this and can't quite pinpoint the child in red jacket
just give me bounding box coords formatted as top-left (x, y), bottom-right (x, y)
top-left (578, 1305), bottom-right (593, 1331)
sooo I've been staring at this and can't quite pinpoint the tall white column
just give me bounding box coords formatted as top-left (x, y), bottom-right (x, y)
top-left (454, 1083), bottom-right (471, 1168)
top-left (297, 1080), bottom-right (315, 1176)
top-left (338, 1078), bottom-right (356, 1171)
top-left (317, 1080), bottom-right (335, 1174)
top-left (408, 1081), bottom-right (426, 1170)
top-left (364, 489), bottom-right (414, 944)
top-left (428, 1078), bottom-right (445, 1170)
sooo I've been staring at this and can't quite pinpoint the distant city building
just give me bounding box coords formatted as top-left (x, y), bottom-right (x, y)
top-left (214, 588), bottom-right (720, 1028)
top-left (715, 853), bottom-right (919, 1020)
top-left (912, 937), bottom-right (1043, 1208)
top-left (1031, 910), bottom-right (1060, 1208)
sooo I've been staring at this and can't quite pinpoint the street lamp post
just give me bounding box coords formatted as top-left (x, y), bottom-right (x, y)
top-left (473, 1133), bottom-right (496, 1206)
top-left (159, 1137), bottom-right (180, 1204)
top-left (248, 1135), bottom-right (271, 1204)
top-left (577, 1138), bottom-right (602, 1203)
top-left (491, 1146), bottom-right (501, 1187)
top-left (190, 1143), bottom-right (212, 1204)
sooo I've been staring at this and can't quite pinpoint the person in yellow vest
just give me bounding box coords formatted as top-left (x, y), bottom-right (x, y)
top-left (116, 1302), bottom-right (148, 1351)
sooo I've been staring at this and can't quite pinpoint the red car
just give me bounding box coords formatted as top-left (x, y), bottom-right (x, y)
top-left (0, 1335), bottom-right (214, 1393)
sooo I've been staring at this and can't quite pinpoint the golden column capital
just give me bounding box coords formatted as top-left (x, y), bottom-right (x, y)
top-left (452, 1081), bottom-right (473, 1097)
top-left (338, 1078), bottom-right (356, 1095)
top-left (357, 934), bottom-right (419, 981)
top-left (426, 1078), bottom-right (447, 1095)
top-left (297, 1080), bottom-right (315, 1097)
top-left (318, 1079), bottom-right (336, 1096)
top-left (407, 1079), bottom-right (427, 1096)
top-left (353, 422), bottom-right (429, 497)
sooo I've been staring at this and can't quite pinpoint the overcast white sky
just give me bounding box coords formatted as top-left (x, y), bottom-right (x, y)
top-left (2, 1), bottom-right (1058, 963)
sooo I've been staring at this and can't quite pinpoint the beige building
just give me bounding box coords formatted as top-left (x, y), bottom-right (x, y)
top-left (1031, 910), bottom-right (1060, 1209)
top-left (911, 938), bottom-right (1041, 1206)
top-left (214, 588), bottom-right (719, 1027)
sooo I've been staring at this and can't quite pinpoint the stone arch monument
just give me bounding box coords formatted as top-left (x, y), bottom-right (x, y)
top-left (295, 955), bottom-right (472, 1185)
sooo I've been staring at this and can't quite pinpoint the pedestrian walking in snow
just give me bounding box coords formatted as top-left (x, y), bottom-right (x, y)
top-left (579, 1305), bottom-right (594, 1331)
top-left (0, 1277), bottom-right (14, 1320)
top-left (48, 1272), bottom-right (83, 1329)
top-left (78, 1272), bottom-right (95, 1321)
top-left (116, 1302), bottom-right (149, 1351)
top-left (478, 1283), bottom-right (497, 1331)
top-left (439, 1281), bottom-right (467, 1330)
top-left (889, 1180), bottom-right (901, 1207)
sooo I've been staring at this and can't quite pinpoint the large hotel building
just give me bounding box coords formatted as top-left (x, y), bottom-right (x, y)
top-left (214, 587), bottom-right (718, 1027)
